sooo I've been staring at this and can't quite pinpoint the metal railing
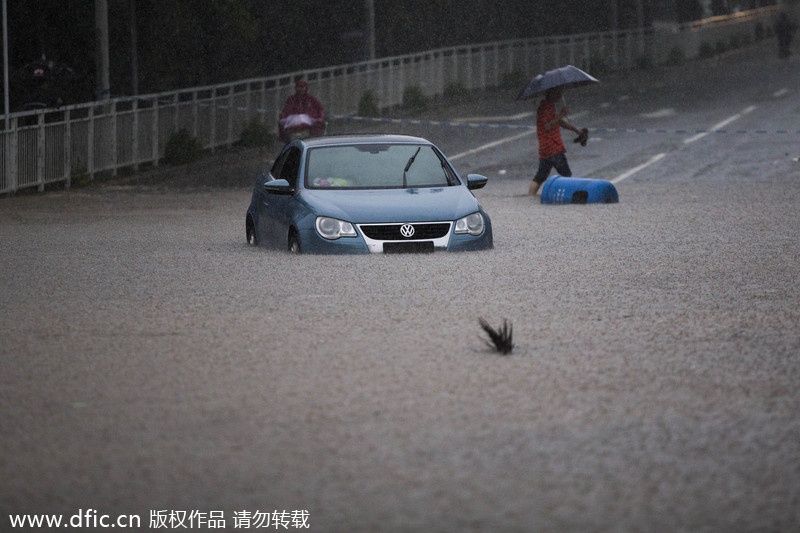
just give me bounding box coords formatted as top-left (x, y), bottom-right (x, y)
top-left (0, 5), bottom-right (779, 195)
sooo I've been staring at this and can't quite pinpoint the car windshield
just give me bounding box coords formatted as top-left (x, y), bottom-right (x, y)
top-left (305, 144), bottom-right (457, 189)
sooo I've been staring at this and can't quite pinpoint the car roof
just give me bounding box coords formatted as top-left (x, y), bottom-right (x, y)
top-left (299, 134), bottom-right (433, 148)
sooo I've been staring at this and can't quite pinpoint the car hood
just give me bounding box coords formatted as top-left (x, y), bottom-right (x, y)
top-left (298, 186), bottom-right (482, 223)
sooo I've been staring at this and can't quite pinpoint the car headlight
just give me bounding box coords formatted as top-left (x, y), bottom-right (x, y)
top-left (454, 212), bottom-right (484, 236)
top-left (315, 216), bottom-right (357, 240)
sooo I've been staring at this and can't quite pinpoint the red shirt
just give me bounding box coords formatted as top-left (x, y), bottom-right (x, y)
top-left (536, 99), bottom-right (566, 159)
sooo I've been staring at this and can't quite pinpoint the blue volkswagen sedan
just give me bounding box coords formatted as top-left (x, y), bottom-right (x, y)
top-left (246, 135), bottom-right (493, 254)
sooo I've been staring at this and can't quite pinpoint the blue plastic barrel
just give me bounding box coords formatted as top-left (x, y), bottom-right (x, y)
top-left (540, 176), bottom-right (619, 204)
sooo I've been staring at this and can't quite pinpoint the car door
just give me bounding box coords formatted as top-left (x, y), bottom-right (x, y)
top-left (256, 154), bottom-right (284, 245)
top-left (262, 147), bottom-right (301, 247)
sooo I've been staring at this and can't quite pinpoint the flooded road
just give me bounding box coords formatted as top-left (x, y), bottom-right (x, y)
top-left (2, 41), bottom-right (799, 531)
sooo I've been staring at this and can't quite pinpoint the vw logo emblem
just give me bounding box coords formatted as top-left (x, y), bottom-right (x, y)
top-left (400, 224), bottom-right (415, 238)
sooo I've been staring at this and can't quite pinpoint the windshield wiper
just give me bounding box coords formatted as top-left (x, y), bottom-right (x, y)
top-left (403, 147), bottom-right (421, 188)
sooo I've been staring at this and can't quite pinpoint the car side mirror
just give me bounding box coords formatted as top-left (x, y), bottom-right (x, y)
top-left (466, 174), bottom-right (488, 190)
top-left (264, 179), bottom-right (294, 195)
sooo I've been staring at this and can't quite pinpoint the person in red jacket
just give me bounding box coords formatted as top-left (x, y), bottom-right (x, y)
top-left (528, 86), bottom-right (584, 196)
top-left (278, 79), bottom-right (326, 142)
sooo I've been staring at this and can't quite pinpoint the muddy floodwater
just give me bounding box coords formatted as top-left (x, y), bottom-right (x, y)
top-left (3, 40), bottom-right (800, 531)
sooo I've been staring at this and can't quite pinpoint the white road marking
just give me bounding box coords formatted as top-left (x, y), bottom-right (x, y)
top-left (611, 153), bottom-right (666, 184)
top-left (454, 112), bottom-right (534, 122)
top-left (683, 106), bottom-right (756, 144)
top-left (641, 108), bottom-right (675, 118)
top-left (610, 106), bottom-right (758, 184)
top-left (773, 88), bottom-right (789, 98)
top-left (567, 110), bottom-right (589, 120)
top-left (451, 105), bottom-right (755, 185)
top-left (449, 130), bottom-right (536, 161)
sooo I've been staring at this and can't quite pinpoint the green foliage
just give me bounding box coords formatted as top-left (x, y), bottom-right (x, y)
top-left (402, 86), bottom-right (428, 112)
top-left (699, 42), bottom-right (717, 58)
top-left (358, 90), bottom-right (380, 117)
top-left (239, 118), bottom-right (274, 147)
top-left (499, 70), bottom-right (527, 90)
top-left (138, 1), bottom-right (260, 93)
top-left (69, 161), bottom-right (91, 188)
top-left (11, 1), bottom-right (771, 106)
top-left (730, 33), bottom-right (750, 49)
top-left (163, 129), bottom-right (204, 166)
top-left (698, 39), bottom-right (730, 59)
top-left (754, 22), bottom-right (766, 41)
top-left (589, 56), bottom-right (609, 76)
top-left (666, 46), bottom-right (685, 66)
top-left (443, 82), bottom-right (470, 103)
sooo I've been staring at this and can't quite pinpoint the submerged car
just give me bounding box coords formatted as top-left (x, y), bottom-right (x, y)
top-left (246, 134), bottom-right (493, 254)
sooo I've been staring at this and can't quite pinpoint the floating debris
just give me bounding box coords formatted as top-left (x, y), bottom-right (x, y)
top-left (479, 318), bottom-right (514, 355)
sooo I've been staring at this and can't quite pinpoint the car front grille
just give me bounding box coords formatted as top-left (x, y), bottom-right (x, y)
top-left (359, 222), bottom-right (451, 241)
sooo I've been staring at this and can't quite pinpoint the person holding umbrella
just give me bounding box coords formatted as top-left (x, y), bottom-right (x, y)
top-left (528, 86), bottom-right (586, 196)
top-left (517, 65), bottom-right (596, 196)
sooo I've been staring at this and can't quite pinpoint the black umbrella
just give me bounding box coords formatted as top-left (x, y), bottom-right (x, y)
top-left (516, 65), bottom-right (598, 101)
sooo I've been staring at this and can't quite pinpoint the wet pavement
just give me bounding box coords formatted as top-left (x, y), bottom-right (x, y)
top-left (2, 40), bottom-right (799, 532)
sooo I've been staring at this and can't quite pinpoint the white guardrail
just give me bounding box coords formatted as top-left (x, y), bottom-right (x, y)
top-left (0, 6), bottom-right (780, 194)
